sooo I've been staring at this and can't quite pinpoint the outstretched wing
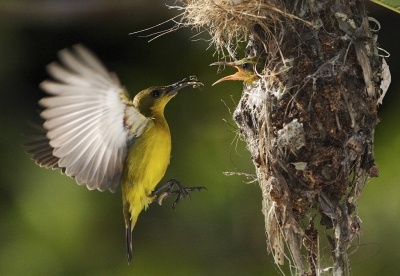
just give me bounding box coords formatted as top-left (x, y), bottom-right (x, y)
top-left (26, 44), bottom-right (150, 192)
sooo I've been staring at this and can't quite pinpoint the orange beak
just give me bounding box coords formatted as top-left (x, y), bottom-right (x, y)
top-left (210, 61), bottom-right (250, 86)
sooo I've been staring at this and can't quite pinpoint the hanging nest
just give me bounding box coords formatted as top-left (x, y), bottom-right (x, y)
top-left (171, 0), bottom-right (388, 275)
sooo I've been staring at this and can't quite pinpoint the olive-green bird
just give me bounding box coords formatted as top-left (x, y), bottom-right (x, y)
top-left (25, 44), bottom-right (204, 262)
top-left (210, 57), bottom-right (265, 85)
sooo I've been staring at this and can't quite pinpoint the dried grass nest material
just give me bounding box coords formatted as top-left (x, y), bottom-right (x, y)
top-left (173, 0), bottom-right (312, 53)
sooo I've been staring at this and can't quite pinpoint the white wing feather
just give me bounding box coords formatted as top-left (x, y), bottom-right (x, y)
top-left (38, 44), bottom-right (150, 192)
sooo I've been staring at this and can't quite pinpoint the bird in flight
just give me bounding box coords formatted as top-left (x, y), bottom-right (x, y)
top-left (25, 44), bottom-right (205, 262)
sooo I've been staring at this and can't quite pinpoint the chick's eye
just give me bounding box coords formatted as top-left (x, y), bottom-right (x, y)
top-left (242, 63), bottom-right (251, 70)
top-left (151, 90), bottom-right (161, 98)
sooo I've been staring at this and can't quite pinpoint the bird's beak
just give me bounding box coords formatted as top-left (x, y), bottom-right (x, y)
top-left (210, 61), bottom-right (248, 86)
top-left (166, 77), bottom-right (203, 96)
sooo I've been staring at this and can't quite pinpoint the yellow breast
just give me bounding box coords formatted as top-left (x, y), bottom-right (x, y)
top-left (121, 118), bottom-right (171, 225)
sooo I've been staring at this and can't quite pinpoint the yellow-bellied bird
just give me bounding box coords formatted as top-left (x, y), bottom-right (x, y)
top-left (25, 44), bottom-right (205, 262)
top-left (210, 57), bottom-right (265, 85)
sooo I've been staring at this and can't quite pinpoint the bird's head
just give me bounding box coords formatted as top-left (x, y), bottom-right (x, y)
top-left (210, 57), bottom-right (265, 86)
top-left (133, 77), bottom-right (202, 117)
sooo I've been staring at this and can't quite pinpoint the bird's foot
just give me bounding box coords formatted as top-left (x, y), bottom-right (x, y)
top-left (150, 179), bottom-right (206, 209)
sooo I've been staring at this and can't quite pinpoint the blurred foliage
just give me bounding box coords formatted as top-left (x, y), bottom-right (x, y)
top-left (0, 1), bottom-right (399, 275)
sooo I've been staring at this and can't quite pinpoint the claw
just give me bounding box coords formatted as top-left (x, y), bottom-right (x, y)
top-left (150, 179), bottom-right (206, 209)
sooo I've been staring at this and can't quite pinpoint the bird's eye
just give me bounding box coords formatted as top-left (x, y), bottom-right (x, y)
top-left (242, 63), bottom-right (251, 70)
top-left (151, 90), bottom-right (161, 98)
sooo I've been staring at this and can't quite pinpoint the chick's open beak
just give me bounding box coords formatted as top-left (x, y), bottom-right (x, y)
top-left (166, 76), bottom-right (203, 96)
top-left (210, 61), bottom-right (249, 86)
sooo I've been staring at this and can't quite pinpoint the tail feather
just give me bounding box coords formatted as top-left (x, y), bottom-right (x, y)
top-left (126, 218), bottom-right (132, 263)
top-left (123, 203), bottom-right (140, 263)
top-left (122, 184), bottom-right (149, 262)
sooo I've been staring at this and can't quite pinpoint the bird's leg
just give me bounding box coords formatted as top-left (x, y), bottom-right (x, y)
top-left (150, 179), bottom-right (206, 209)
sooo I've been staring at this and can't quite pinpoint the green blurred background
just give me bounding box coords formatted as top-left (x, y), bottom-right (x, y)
top-left (0, 1), bottom-right (399, 275)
